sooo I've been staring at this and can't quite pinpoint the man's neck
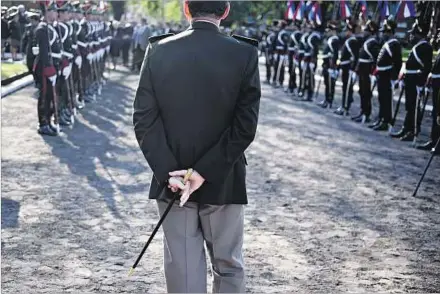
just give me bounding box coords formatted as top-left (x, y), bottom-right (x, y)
top-left (191, 17), bottom-right (220, 27)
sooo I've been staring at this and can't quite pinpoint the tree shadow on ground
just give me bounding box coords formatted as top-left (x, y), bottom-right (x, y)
top-left (1, 198), bottom-right (20, 228)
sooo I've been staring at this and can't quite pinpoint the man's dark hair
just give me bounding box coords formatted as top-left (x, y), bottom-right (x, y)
top-left (187, 1), bottom-right (229, 18)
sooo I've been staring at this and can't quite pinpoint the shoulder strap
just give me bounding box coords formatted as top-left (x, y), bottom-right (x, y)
top-left (232, 34), bottom-right (259, 47)
top-left (149, 33), bottom-right (174, 44)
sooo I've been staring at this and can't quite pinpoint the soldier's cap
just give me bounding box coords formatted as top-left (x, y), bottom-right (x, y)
top-left (407, 19), bottom-right (429, 36)
top-left (27, 12), bottom-right (41, 21)
top-left (272, 20), bottom-right (279, 27)
top-left (58, 1), bottom-right (74, 13)
top-left (285, 19), bottom-right (293, 26)
top-left (46, 1), bottom-right (59, 12)
top-left (363, 20), bottom-right (378, 33)
top-left (379, 16), bottom-right (396, 33)
top-left (342, 18), bottom-right (356, 32)
top-left (71, 1), bottom-right (83, 13)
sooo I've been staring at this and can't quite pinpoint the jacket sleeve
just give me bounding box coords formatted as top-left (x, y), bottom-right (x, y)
top-left (193, 47), bottom-right (261, 185)
top-left (351, 40), bottom-right (360, 70)
top-left (392, 43), bottom-right (402, 80)
top-left (331, 39), bottom-right (339, 69)
top-left (132, 44), bottom-right (179, 184)
top-left (36, 26), bottom-right (51, 68)
top-left (419, 45), bottom-right (433, 87)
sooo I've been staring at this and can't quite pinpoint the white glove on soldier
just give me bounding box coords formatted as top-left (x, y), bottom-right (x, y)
top-left (75, 56), bottom-right (82, 68)
top-left (48, 75), bottom-right (57, 86)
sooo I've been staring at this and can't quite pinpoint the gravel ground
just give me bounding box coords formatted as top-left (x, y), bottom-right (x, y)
top-left (2, 66), bottom-right (439, 293)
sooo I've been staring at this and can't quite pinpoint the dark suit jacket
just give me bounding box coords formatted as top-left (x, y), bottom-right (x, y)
top-left (133, 21), bottom-right (261, 205)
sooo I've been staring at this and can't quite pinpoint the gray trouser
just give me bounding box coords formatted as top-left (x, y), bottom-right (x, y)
top-left (156, 199), bottom-right (245, 293)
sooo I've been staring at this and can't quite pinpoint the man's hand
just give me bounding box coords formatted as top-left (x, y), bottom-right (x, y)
top-left (168, 170), bottom-right (205, 207)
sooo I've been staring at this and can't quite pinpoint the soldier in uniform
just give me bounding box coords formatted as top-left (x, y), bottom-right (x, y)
top-left (300, 21), bottom-right (321, 101)
top-left (287, 20), bottom-right (302, 96)
top-left (352, 20), bottom-right (381, 123)
top-left (334, 18), bottom-right (359, 116)
top-left (370, 18), bottom-right (402, 131)
top-left (272, 20), bottom-right (289, 88)
top-left (57, 1), bottom-right (76, 126)
top-left (34, 1), bottom-right (62, 136)
top-left (263, 21), bottom-right (276, 84)
top-left (22, 12), bottom-right (40, 86)
top-left (133, 1), bottom-right (260, 292)
top-left (297, 22), bottom-right (311, 97)
top-left (390, 19), bottom-right (432, 141)
top-left (71, 1), bottom-right (85, 108)
top-left (318, 21), bottom-right (340, 108)
top-left (417, 29), bottom-right (440, 150)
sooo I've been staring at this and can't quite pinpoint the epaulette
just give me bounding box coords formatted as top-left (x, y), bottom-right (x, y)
top-left (149, 33), bottom-right (174, 44)
top-left (232, 34), bottom-right (259, 47)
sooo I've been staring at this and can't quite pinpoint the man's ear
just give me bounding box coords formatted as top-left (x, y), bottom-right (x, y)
top-left (220, 2), bottom-right (230, 20)
top-left (183, 1), bottom-right (192, 21)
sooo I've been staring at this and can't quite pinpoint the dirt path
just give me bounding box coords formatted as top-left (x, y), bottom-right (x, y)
top-left (2, 66), bottom-right (439, 293)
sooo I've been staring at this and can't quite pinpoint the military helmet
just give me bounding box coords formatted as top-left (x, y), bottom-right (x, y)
top-left (363, 20), bottom-right (378, 34)
top-left (379, 16), bottom-right (396, 34)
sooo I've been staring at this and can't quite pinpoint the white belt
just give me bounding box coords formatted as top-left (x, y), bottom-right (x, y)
top-left (276, 46), bottom-right (284, 50)
top-left (61, 51), bottom-right (74, 59)
top-left (77, 41), bottom-right (87, 47)
top-left (377, 65), bottom-right (393, 71)
top-left (340, 60), bottom-right (351, 65)
top-left (405, 69), bottom-right (420, 74)
top-left (51, 52), bottom-right (62, 59)
top-left (359, 58), bottom-right (373, 63)
top-left (72, 44), bottom-right (78, 49)
top-left (431, 73), bottom-right (440, 79)
top-left (304, 53), bottom-right (311, 56)
top-left (288, 47), bottom-right (295, 51)
top-left (298, 50), bottom-right (304, 53)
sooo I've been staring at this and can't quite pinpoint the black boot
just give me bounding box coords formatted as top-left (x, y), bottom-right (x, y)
top-left (416, 140), bottom-right (435, 151)
top-left (400, 132), bottom-right (415, 142)
top-left (334, 106), bottom-right (344, 115)
top-left (368, 118), bottom-right (383, 129)
top-left (372, 121), bottom-right (389, 131)
top-left (351, 113), bottom-right (363, 121)
top-left (38, 125), bottom-right (58, 136)
top-left (390, 128), bottom-right (407, 138)
top-left (317, 100), bottom-right (329, 108)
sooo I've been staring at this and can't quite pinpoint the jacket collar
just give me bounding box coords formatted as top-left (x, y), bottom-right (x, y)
top-left (189, 20), bottom-right (220, 32)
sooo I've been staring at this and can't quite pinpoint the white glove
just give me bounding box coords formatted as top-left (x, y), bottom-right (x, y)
top-left (330, 69), bottom-right (338, 79)
top-left (294, 59), bottom-right (299, 66)
top-left (75, 56), bottom-right (82, 68)
top-left (273, 54), bottom-right (278, 61)
top-left (62, 63), bottom-right (72, 78)
top-left (350, 71), bottom-right (358, 83)
top-left (301, 61), bottom-right (307, 70)
top-left (32, 47), bottom-right (39, 56)
top-left (370, 74), bottom-right (377, 85)
top-left (106, 45), bottom-right (110, 53)
top-left (48, 75), bottom-right (57, 86)
top-left (399, 80), bottom-right (404, 89)
top-left (391, 80), bottom-right (397, 89)
top-left (416, 86), bottom-right (423, 96)
top-left (309, 62), bottom-right (315, 71)
top-left (87, 53), bottom-right (93, 63)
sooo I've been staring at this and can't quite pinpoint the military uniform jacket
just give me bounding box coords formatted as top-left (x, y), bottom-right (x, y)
top-left (289, 30), bottom-right (302, 56)
top-left (357, 36), bottom-right (381, 69)
top-left (322, 35), bottom-right (340, 68)
top-left (305, 31), bottom-right (321, 60)
top-left (77, 19), bottom-right (88, 56)
top-left (376, 38), bottom-right (402, 80)
top-left (133, 21), bottom-right (261, 205)
top-left (57, 21), bottom-right (74, 61)
top-left (265, 31), bottom-right (275, 53)
top-left (35, 22), bottom-right (60, 71)
top-left (340, 36), bottom-right (359, 69)
top-left (275, 29), bottom-right (289, 53)
top-left (405, 39), bottom-right (433, 86)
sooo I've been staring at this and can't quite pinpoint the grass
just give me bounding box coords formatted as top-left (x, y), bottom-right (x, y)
top-left (1, 62), bottom-right (29, 80)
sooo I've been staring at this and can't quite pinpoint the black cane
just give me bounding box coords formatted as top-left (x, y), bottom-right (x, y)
top-left (128, 168), bottom-right (193, 276)
top-left (412, 137), bottom-right (440, 197)
top-left (391, 84), bottom-right (405, 127)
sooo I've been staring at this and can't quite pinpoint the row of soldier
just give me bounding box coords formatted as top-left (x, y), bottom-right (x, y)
top-left (30, 0), bottom-right (112, 137)
top-left (262, 17), bottom-right (440, 152)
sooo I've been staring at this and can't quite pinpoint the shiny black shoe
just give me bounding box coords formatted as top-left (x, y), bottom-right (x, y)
top-left (368, 119), bottom-right (382, 129)
top-left (416, 140), bottom-right (435, 151)
top-left (390, 128), bottom-right (407, 138)
top-left (38, 125), bottom-right (58, 136)
top-left (353, 115), bottom-right (364, 123)
top-left (334, 107), bottom-right (344, 116)
top-left (317, 100), bottom-right (329, 108)
top-left (59, 115), bottom-right (72, 126)
top-left (400, 132), bottom-right (415, 142)
top-left (351, 113), bottom-right (363, 121)
top-left (372, 122), bottom-right (389, 131)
